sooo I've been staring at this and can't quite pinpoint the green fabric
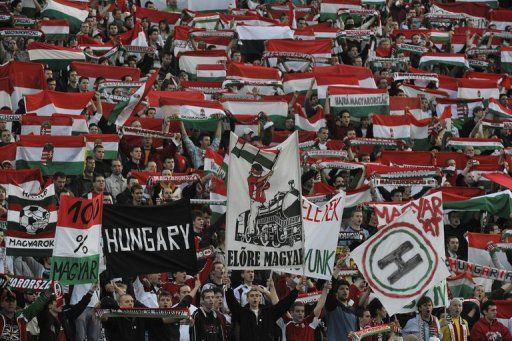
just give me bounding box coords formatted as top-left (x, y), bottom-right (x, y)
top-left (17, 292), bottom-right (50, 321)
top-left (443, 190), bottom-right (512, 218)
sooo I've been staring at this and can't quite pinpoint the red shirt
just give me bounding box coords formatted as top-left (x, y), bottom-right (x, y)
top-left (471, 318), bottom-right (512, 341)
top-left (277, 315), bottom-right (320, 341)
top-left (247, 175), bottom-right (269, 203)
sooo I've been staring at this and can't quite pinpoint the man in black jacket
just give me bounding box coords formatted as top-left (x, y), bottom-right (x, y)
top-left (225, 279), bottom-right (300, 341)
top-left (100, 294), bottom-right (146, 341)
top-left (190, 289), bottom-right (226, 341)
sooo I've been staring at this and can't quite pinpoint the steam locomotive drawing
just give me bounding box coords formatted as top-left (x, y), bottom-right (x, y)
top-left (235, 180), bottom-right (302, 248)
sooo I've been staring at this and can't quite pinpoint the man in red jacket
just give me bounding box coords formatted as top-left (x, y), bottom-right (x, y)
top-left (471, 300), bottom-right (512, 341)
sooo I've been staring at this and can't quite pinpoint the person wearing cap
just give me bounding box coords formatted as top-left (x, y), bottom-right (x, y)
top-left (0, 287), bottom-right (52, 341)
top-left (242, 127), bottom-right (254, 142)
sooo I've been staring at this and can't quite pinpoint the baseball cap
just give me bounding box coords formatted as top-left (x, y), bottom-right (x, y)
top-left (243, 128), bottom-right (254, 135)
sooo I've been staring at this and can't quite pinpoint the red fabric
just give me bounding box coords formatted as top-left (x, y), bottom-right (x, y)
top-left (248, 175), bottom-right (270, 203)
top-left (281, 314), bottom-right (317, 341)
top-left (348, 284), bottom-right (365, 307)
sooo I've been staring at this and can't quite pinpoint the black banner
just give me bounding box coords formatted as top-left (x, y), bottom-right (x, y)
top-left (102, 199), bottom-right (197, 278)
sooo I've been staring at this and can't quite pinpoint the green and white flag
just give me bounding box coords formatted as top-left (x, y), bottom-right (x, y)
top-left (444, 190), bottom-right (512, 218)
top-left (159, 97), bottom-right (226, 132)
top-left (328, 86), bottom-right (389, 120)
top-left (488, 97), bottom-right (512, 119)
top-left (502, 47), bottom-right (512, 73)
top-left (85, 134), bottom-right (119, 160)
top-left (419, 53), bottom-right (469, 69)
top-left (27, 41), bottom-right (85, 70)
top-left (50, 195), bottom-right (102, 285)
top-left (108, 71), bottom-right (158, 126)
top-left (445, 137), bottom-right (503, 151)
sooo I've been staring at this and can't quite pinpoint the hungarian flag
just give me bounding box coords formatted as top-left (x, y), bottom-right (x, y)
top-left (283, 72), bottom-right (314, 94)
top-left (6, 183), bottom-right (58, 256)
top-left (444, 190), bottom-right (512, 218)
top-left (70, 62), bottom-right (141, 90)
top-left (328, 86), bottom-right (389, 119)
top-left (455, 0), bottom-right (497, 9)
top-left (295, 107), bottom-right (326, 132)
top-left (108, 71), bottom-right (158, 126)
top-left (0, 169), bottom-right (42, 194)
top-left (226, 62), bottom-right (280, 83)
top-left (148, 90), bottom-right (205, 107)
top-left (0, 78), bottom-right (13, 109)
top-left (430, 3), bottom-right (489, 23)
top-left (24, 90), bottom-right (94, 116)
top-left (85, 134), bottom-right (119, 160)
top-left (27, 42), bottom-right (85, 69)
top-left (490, 9), bottom-right (512, 30)
top-left (319, 0), bottom-right (362, 20)
top-left (447, 272), bottom-right (475, 298)
top-left (435, 98), bottom-right (483, 124)
top-left (398, 84), bottom-right (449, 101)
top-left (21, 114), bottom-right (73, 136)
top-left (115, 21), bottom-right (147, 47)
top-left (235, 25), bottom-right (294, 55)
top-left (178, 50), bottom-right (228, 79)
top-left (189, 12), bottom-right (220, 29)
top-left (457, 79), bottom-right (499, 100)
top-left (134, 6), bottom-right (180, 27)
top-left (40, 19), bottom-right (69, 41)
top-left (466, 232), bottom-right (512, 272)
top-left (16, 135), bottom-right (86, 176)
top-left (204, 148), bottom-right (229, 180)
top-left (221, 97), bottom-right (288, 127)
top-left (496, 300), bottom-right (512, 326)
top-left (372, 114), bottom-right (411, 139)
top-left (196, 64), bottom-right (226, 82)
top-left (209, 176), bottom-right (227, 225)
top-left (419, 53), bottom-right (469, 69)
top-left (50, 195), bottom-right (102, 285)
top-left (159, 97), bottom-right (225, 131)
top-left (0, 61), bottom-right (45, 110)
top-left (488, 98), bottom-right (512, 119)
top-left (40, 0), bottom-right (88, 33)
top-left (389, 97), bottom-right (422, 118)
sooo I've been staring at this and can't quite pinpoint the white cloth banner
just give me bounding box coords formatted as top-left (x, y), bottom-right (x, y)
top-left (278, 193), bottom-right (345, 280)
top-left (351, 192), bottom-right (450, 315)
top-left (226, 132), bottom-right (304, 269)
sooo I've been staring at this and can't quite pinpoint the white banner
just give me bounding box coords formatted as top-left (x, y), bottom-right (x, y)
top-left (351, 193), bottom-right (450, 315)
top-left (226, 132), bottom-right (304, 269)
top-left (279, 193), bottom-right (345, 280)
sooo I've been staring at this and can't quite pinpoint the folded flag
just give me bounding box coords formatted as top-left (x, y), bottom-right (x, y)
top-left (108, 71), bottom-right (158, 126)
top-left (16, 135), bottom-right (86, 176)
top-left (328, 86), bottom-right (389, 120)
top-left (40, 19), bottom-right (69, 41)
top-left (6, 183), bottom-right (58, 256)
top-left (294, 106), bottom-right (326, 132)
top-left (419, 53), bottom-right (469, 69)
top-left (27, 42), bottom-right (85, 69)
top-left (178, 50), bottom-right (228, 79)
top-left (0, 169), bottom-right (42, 195)
top-left (41, 0), bottom-right (88, 33)
top-left (85, 134), bottom-right (119, 160)
top-left (24, 90), bottom-right (94, 116)
top-left (21, 114), bottom-right (73, 136)
top-left (50, 195), bottom-right (102, 285)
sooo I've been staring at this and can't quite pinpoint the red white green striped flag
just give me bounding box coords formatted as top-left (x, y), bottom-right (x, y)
top-left (85, 134), bottom-right (119, 160)
top-left (108, 71), bottom-right (158, 126)
top-left (178, 50), bottom-right (228, 79)
top-left (0, 169), bottom-right (43, 195)
top-left (134, 6), bottom-right (180, 28)
top-left (115, 22), bottom-right (147, 47)
top-left (24, 90), bottom-right (94, 116)
top-left (209, 175), bottom-right (227, 225)
top-left (315, 74), bottom-right (358, 101)
top-left (501, 47), bottom-right (512, 73)
top-left (28, 42), bottom-right (85, 70)
top-left (457, 79), bottom-right (499, 100)
top-left (488, 97), bottom-right (512, 119)
top-left (372, 114), bottom-right (411, 139)
top-left (447, 272), bottom-right (475, 298)
top-left (419, 53), bottom-right (469, 69)
top-left (50, 195), bottom-right (102, 285)
top-left (204, 148), bottom-right (229, 180)
top-left (283, 72), bottom-right (314, 94)
top-left (159, 97), bottom-right (226, 131)
top-left (196, 64), bottom-right (226, 82)
top-left (446, 137), bottom-right (504, 151)
top-left (70, 62), bottom-right (141, 90)
top-left (295, 107), bottom-right (326, 132)
top-left (320, 0), bottom-right (362, 20)
top-left (221, 97), bottom-right (288, 127)
top-left (0, 61), bottom-right (45, 110)
top-left (40, 19), bottom-right (69, 41)
top-left (389, 97), bottom-right (422, 118)
top-left (21, 114), bottom-right (73, 136)
top-left (41, 0), bottom-right (88, 33)
top-left (15, 135), bottom-right (86, 176)
top-left (265, 39), bottom-right (332, 70)
top-left (314, 64), bottom-right (376, 89)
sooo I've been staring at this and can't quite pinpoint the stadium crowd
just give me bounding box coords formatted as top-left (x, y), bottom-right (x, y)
top-left (0, 0), bottom-right (512, 340)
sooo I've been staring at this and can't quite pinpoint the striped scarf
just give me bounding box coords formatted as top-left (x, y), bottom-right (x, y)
top-left (446, 315), bottom-right (468, 341)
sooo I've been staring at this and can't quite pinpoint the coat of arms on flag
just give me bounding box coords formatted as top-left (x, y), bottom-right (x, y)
top-left (226, 132), bottom-right (304, 269)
